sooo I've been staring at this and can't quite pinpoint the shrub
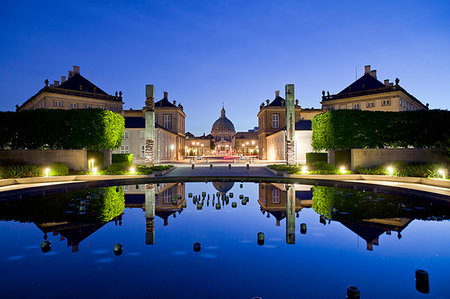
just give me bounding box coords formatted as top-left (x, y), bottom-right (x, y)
top-left (150, 165), bottom-right (173, 171)
top-left (267, 164), bottom-right (301, 174)
top-left (136, 165), bottom-right (153, 175)
top-left (112, 153), bottom-right (134, 165)
top-left (0, 164), bottom-right (43, 179)
top-left (103, 162), bottom-right (130, 175)
top-left (0, 109), bottom-right (124, 150)
top-left (356, 161), bottom-right (445, 178)
top-left (308, 161), bottom-right (339, 174)
top-left (49, 162), bottom-right (69, 176)
top-left (356, 165), bottom-right (387, 175)
top-left (306, 152), bottom-right (327, 165)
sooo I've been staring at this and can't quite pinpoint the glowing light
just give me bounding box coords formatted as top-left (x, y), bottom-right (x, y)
top-left (387, 166), bottom-right (394, 176)
top-left (92, 167), bottom-right (98, 175)
top-left (196, 142), bottom-right (199, 145)
top-left (192, 141), bottom-right (195, 145)
top-left (438, 169), bottom-right (446, 179)
top-left (170, 144), bottom-right (175, 150)
top-left (129, 167), bottom-right (136, 174)
top-left (252, 141), bottom-right (255, 145)
top-left (302, 166), bottom-right (308, 174)
top-left (201, 144), bottom-right (204, 147)
top-left (246, 142), bottom-right (249, 145)
top-left (256, 146), bottom-right (258, 149)
top-left (44, 168), bottom-right (50, 177)
top-left (339, 166), bottom-right (346, 174)
top-left (88, 159), bottom-right (95, 170)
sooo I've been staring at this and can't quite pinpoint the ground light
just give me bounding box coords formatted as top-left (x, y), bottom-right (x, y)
top-left (339, 166), bottom-right (346, 174)
top-left (301, 166), bottom-right (308, 174)
top-left (387, 166), bottom-right (394, 176)
top-left (438, 169), bottom-right (446, 179)
top-left (44, 168), bottom-right (50, 177)
top-left (92, 167), bottom-right (98, 175)
top-left (88, 159), bottom-right (95, 170)
top-left (129, 167), bottom-right (136, 174)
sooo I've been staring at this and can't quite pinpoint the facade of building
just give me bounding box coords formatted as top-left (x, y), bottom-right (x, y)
top-left (266, 120), bottom-right (314, 163)
top-left (321, 65), bottom-right (428, 112)
top-left (113, 92), bottom-right (186, 163)
top-left (211, 106), bottom-right (236, 155)
top-left (185, 133), bottom-right (214, 156)
top-left (19, 65), bottom-right (123, 112)
top-left (232, 131), bottom-right (259, 156)
top-left (257, 91), bottom-right (323, 160)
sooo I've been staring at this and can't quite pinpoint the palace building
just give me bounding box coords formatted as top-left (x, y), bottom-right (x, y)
top-left (211, 106), bottom-right (236, 155)
top-left (18, 65), bottom-right (123, 112)
top-left (321, 65), bottom-right (428, 112)
top-left (113, 92), bottom-right (186, 163)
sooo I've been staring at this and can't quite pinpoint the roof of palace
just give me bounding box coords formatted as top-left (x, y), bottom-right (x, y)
top-left (233, 131), bottom-right (258, 140)
top-left (20, 73), bottom-right (122, 109)
top-left (211, 107), bottom-right (236, 133)
top-left (155, 97), bottom-right (178, 108)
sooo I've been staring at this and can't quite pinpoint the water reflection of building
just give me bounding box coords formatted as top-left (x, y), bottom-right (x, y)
top-left (36, 221), bottom-right (112, 252)
top-left (258, 183), bottom-right (313, 226)
top-left (339, 218), bottom-right (412, 251)
top-left (213, 181), bottom-right (235, 195)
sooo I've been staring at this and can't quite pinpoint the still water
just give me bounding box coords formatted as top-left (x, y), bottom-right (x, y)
top-left (0, 181), bottom-right (449, 298)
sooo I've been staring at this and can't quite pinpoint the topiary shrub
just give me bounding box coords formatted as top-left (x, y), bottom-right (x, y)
top-left (306, 152), bottom-right (327, 165)
top-left (112, 154), bottom-right (134, 165)
top-left (49, 162), bottom-right (69, 176)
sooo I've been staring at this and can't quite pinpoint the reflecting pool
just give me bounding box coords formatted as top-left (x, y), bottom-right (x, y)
top-left (0, 182), bottom-right (449, 298)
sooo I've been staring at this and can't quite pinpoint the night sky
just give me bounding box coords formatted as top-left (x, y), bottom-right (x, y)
top-left (1, 0), bottom-right (449, 135)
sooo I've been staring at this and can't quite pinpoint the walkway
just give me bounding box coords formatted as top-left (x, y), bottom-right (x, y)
top-left (165, 165), bottom-right (276, 177)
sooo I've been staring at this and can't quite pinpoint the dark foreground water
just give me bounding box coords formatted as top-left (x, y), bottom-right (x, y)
top-left (0, 182), bottom-right (449, 298)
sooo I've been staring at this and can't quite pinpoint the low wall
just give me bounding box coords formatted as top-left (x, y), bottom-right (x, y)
top-left (0, 150), bottom-right (87, 171)
top-left (351, 148), bottom-right (446, 170)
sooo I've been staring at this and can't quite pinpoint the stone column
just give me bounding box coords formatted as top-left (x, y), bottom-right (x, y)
top-left (285, 184), bottom-right (296, 244)
top-left (145, 183), bottom-right (155, 245)
top-left (145, 85), bottom-right (156, 166)
top-left (285, 84), bottom-right (295, 165)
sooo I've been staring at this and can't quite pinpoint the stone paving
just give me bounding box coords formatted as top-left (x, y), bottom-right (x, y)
top-left (165, 165), bottom-right (277, 177)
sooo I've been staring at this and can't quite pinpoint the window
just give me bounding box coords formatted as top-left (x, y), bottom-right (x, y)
top-left (123, 185), bottom-right (129, 191)
top-left (272, 189), bottom-right (280, 203)
top-left (120, 145), bottom-right (128, 153)
top-left (140, 145), bottom-right (145, 158)
top-left (163, 188), bottom-right (172, 204)
top-left (354, 103), bottom-right (360, 110)
top-left (366, 102), bottom-right (375, 108)
top-left (54, 101), bottom-right (62, 107)
top-left (140, 131), bottom-right (145, 139)
top-left (124, 131), bottom-right (128, 139)
top-left (382, 99), bottom-right (391, 106)
top-left (399, 99), bottom-right (402, 107)
top-left (164, 114), bottom-right (172, 129)
top-left (272, 114), bottom-right (279, 128)
top-left (110, 107), bottom-right (116, 112)
top-left (85, 104), bottom-right (92, 108)
top-left (70, 103), bottom-right (77, 108)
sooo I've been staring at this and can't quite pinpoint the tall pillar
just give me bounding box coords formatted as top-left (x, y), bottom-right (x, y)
top-left (286, 184), bottom-right (296, 244)
top-left (285, 84), bottom-right (295, 165)
top-left (145, 184), bottom-right (155, 245)
top-left (145, 85), bottom-right (156, 165)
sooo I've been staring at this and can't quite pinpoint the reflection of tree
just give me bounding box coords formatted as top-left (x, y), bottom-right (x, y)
top-left (0, 186), bottom-right (125, 224)
top-left (311, 186), bottom-right (450, 221)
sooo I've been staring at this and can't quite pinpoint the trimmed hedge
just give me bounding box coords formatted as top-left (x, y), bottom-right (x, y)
top-left (306, 152), bottom-right (327, 165)
top-left (356, 161), bottom-right (445, 178)
top-left (312, 110), bottom-right (450, 150)
top-left (0, 164), bottom-right (43, 179)
top-left (112, 153), bottom-right (134, 165)
top-left (0, 109), bottom-right (124, 150)
top-left (48, 162), bottom-right (69, 176)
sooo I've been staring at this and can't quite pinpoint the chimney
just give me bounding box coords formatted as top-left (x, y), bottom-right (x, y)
top-left (173, 100), bottom-right (176, 105)
top-left (384, 79), bottom-right (390, 86)
top-left (266, 99), bottom-right (270, 105)
top-left (275, 90), bottom-right (280, 98)
top-left (364, 65), bottom-right (371, 74)
top-left (73, 65), bottom-right (80, 74)
top-left (61, 76), bottom-right (66, 83)
top-left (68, 70), bottom-right (74, 78)
top-left (163, 91), bottom-right (168, 99)
top-left (370, 70), bottom-right (377, 78)
top-left (54, 80), bottom-right (59, 86)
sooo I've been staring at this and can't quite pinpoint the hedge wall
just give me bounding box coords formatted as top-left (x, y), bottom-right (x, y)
top-left (312, 110), bottom-right (450, 151)
top-left (0, 109), bottom-right (124, 150)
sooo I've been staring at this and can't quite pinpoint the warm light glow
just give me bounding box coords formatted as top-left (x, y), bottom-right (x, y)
top-left (339, 166), bottom-right (346, 174)
top-left (192, 141), bottom-right (195, 145)
top-left (44, 168), bottom-right (50, 177)
top-left (256, 146), bottom-right (258, 149)
top-left (251, 141), bottom-right (255, 145)
top-left (242, 144), bottom-right (245, 147)
top-left (201, 144), bottom-right (204, 147)
top-left (170, 144), bottom-right (175, 150)
top-left (92, 167), bottom-right (98, 175)
top-left (129, 167), bottom-right (135, 174)
top-left (438, 169), bottom-right (446, 179)
top-left (246, 142), bottom-right (249, 145)
top-left (196, 142), bottom-right (199, 145)
top-left (302, 166), bottom-right (308, 174)
top-left (88, 159), bottom-right (95, 170)
top-left (387, 166), bottom-right (394, 175)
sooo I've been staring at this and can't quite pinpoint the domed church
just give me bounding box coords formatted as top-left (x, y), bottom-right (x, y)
top-left (211, 106), bottom-right (235, 155)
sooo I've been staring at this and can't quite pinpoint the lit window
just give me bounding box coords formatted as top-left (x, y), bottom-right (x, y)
top-left (140, 145), bottom-right (145, 158)
top-left (54, 101), bottom-right (62, 107)
top-left (124, 131), bottom-right (128, 139)
top-left (164, 114), bottom-right (172, 129)
top-left (120, 145), bottom-right (128, 153)
top-left (272, 114), bottom-right (279, 128)
top-left (399, 99), bottom-right (402, 106)
top-left (140, 131), bottom-right (145, 139)
top-left (272, 189), bottom-right (280, 203)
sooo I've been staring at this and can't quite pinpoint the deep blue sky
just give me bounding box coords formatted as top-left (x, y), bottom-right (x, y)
top-left (1, 0), bottom-right (449, 135)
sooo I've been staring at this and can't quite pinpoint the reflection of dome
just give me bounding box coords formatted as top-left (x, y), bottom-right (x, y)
top-left (213, 181), bottom-right (235, 194)
top-left (211, 107), bottom-right (235, 142)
